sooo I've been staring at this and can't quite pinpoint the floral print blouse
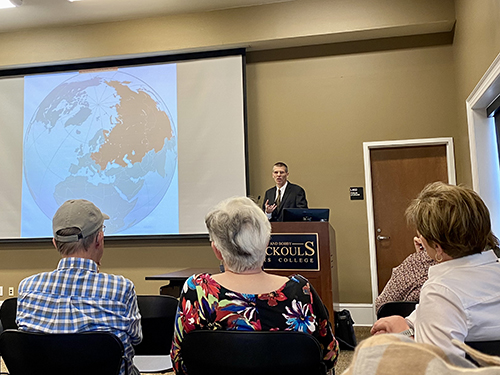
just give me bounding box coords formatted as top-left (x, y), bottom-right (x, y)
top-left (171, 273), bottom-right (339, 374)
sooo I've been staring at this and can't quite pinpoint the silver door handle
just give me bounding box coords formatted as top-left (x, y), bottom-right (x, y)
top-left (377, 235), bottom-right (390, 241)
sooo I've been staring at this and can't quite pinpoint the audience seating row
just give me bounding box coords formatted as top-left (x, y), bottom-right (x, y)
top-left (0, 294), bottom-right (331, 375)
top-left (0, 295), bottom-right (178, 375)
top-left (3, 295), bottom-right (499, 374)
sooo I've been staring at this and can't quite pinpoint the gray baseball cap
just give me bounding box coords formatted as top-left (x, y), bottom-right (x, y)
top-left (53, 199), bottom-right (110, 243)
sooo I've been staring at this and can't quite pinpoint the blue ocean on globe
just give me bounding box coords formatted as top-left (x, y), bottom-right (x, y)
top-left (23, 71), bottom-right (177, 234)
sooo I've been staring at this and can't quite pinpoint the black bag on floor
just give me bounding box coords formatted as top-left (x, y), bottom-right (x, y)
top-left (334, 309), bottom-right (357, 350)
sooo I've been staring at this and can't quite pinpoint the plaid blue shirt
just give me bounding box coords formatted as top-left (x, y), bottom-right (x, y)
top-left (17, 257), bottom-right (142, 375)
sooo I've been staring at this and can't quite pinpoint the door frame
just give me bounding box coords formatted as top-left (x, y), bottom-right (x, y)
top-left (363, 137), bottom-right (456, 318)
top-left (466, 52), bottom-right (500, 238)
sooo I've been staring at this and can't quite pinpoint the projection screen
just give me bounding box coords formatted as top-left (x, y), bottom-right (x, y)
top-left (0, 49), bottom-right (248, 241)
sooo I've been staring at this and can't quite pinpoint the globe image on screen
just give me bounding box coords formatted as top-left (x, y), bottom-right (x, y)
top-left (23, 71), bottom-right (177, 234)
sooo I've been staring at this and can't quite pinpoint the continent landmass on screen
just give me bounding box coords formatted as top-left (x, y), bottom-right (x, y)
top-left (91, 80), bottom-right (173, 170)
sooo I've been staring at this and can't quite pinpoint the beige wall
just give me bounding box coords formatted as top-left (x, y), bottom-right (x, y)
top-left (452, 0), bottom-right (500, 187)
top-left (0, 0), bottom-right (496, 304)
top-left (0, 0), bottom-right (454, 67)
top-left (0, 240), bottom-right (218, 297)
top-left (246, 40), bottom-right (457, 302)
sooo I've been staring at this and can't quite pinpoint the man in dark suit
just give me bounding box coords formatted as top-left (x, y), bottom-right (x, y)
top-left (262, 162), bottom-right (308, 221)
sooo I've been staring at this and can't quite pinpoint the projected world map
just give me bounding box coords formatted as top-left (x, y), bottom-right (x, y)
top-left (23, 71), bottom-right (177, 234)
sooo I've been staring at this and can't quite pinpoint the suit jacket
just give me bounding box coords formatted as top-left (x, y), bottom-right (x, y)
top-left (262, 182), bottom-right (308, 222)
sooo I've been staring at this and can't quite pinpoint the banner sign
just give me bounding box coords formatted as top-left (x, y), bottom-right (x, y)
top-left (264, 233), bottom-right (320, 271)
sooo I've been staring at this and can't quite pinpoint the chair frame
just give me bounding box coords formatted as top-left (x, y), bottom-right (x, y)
top-left (182, 330), bottom-right (329, 375)
top-left (132, 295), bottom-right (178, 374)
top-left (464, 340), bottom-right (500, 357)
top-left (134, 294), bottom-right (178, 355)
top-left (0, 298), bottom-right (18, 331)
top-left (376, 301), bottom-right (418, 319)
top-left (0, 329), bottom-right (127, 375)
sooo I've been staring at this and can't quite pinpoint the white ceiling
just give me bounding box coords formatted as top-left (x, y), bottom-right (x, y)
top-left (0, 0), bottom-right (294, 33)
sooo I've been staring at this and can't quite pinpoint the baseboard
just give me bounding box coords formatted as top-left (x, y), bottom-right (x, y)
top-left (336, 303), bottom-right (375, 326)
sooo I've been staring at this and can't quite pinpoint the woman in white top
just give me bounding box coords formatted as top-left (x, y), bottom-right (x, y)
top-left (371, 182), bottom-right (500, 357)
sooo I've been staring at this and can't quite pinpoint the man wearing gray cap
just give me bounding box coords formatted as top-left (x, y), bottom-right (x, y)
top-left (16, 199), bottom-right (142, 375)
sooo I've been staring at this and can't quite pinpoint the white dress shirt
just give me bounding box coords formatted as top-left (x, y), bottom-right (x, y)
top-left (406, 250), bottom-right (500, 357)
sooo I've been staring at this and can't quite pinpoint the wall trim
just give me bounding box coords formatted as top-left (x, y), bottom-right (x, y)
top-left (362, 137), bottom-right (456, 323)
top-left (338, 303), bottom-right (375, 326)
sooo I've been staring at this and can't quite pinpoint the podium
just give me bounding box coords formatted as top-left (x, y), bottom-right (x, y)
top-left (264, 222), bottom-right (339, 318)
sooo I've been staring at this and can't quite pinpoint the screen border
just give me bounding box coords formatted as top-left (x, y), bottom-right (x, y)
top-left (0, 48), bottom-right (248, 243)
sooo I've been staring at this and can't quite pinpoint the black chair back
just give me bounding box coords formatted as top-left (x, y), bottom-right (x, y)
top-left (133, 295), bottom-right (178, 355)
top-left (182, 330), bottom-right (328, 375)
top-left (0, 298), bottom-right (18, 330)
top-left (464, 340), bottom-right (500, 357)
top-left (0, 329), bottom-right (126, 375)
top-left (376, 301), bottom-right (417, 319)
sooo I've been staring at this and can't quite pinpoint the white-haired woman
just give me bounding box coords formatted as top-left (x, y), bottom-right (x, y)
top-left (171, 196), bottom-right (339, 374)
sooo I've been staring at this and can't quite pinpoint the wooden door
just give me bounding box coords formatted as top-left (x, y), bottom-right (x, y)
top-left (371, 145), bottom-right (448, 293)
